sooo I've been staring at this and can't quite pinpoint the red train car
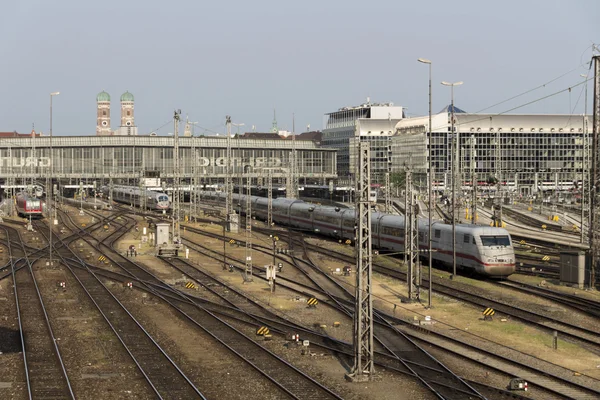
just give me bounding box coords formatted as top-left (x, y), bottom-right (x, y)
top-left (16, 192), bottom-right (44, 218)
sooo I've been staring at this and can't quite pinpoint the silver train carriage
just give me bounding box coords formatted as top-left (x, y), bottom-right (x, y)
top-left (101, 185), bottom-right (171, 211)
top-left (200, 191), bottom-right (515, 278)
top-left (16, 192), bottom-right (45, 218)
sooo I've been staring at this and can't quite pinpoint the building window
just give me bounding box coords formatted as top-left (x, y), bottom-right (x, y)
top-left (127, 111), bottom-right (131, 116)
top-left (103, 111), bottom-right (106, 116)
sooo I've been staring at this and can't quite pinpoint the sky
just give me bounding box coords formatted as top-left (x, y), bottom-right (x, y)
top-left (1, 0), bottom-right (598, 136)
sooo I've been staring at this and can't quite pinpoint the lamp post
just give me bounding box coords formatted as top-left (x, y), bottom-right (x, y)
top-left (441, 81), bottom-right (463, 278)
top-left (418, 57), bottom-right (433, 308)
top-left (49, 91), bottom-right (59, 268)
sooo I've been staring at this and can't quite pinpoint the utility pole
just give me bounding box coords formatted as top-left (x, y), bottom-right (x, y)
top-left (384, 172), bottom-right (391, 213)
top-left (442, 80), bottom-right (463, 279)
top-left (588, 54), bottom-right (600, 288)
top-left (385, 135), bottom-right (392, 213)
top-left (405, 165), bottom-right (420, 301)
top-left (470, 135), bottom-right (477, 224)
top-left (347, 140), bottom-right (374, 381)
top-left (267, 168), bottom-right (273, 226)
top-left (582, 72), bottom-right (590, 244)
top-left (494, 123), bottom-right (503, 227)
top-left (244, 165), bottom-right (253, 282)
top-left (172, 109), bottom-right (182, 245)
top-left (225, 116), bottom-right (238, 233)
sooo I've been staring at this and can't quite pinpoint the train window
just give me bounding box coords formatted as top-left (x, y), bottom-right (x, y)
top-left (290, 208), bottom-right (310, 218)
top-left (463, 234), bottom-right (470, 243)
top-left (473, 236), bottom-right (476, 244)
top-left (480, 235), bottom-right (511, 247)
top-left (434, 230), bottom-right (441, 239)
top-left (342, 217), bottom-right (355, 228)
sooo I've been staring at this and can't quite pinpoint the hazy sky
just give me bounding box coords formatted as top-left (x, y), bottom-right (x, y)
top-left (1, 0), bottom-right (598, 136)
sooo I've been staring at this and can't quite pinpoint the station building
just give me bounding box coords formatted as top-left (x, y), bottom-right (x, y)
top-left (392, 109), bottom-right (592, 197)
top-left (0, 135), bottom-right (337, 188)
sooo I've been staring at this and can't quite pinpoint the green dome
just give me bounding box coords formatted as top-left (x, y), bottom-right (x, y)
top-left (96, 91), bottom-right (110, 102)
top-left (120, 91), bottom-right (134, 102)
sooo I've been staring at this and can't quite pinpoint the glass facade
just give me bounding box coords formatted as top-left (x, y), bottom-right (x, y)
top-left (0, 136), bottom-right (337, 184)
top-left (394, 113), bottom-right (591, 195)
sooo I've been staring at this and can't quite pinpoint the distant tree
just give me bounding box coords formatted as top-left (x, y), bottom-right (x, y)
top-left (390, 171), bottom-right (406, 188)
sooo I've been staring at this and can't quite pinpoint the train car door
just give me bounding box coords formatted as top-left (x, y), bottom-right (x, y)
top-left (373, 213), bottom-right (385, 249)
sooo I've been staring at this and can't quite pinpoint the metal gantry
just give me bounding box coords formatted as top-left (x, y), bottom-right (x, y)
top-left (348, 141), bottom-right (374, 381)
top-left (589, 55), bottom-right (600, 287)
top-left (405, 166), bottom-right (420, 301)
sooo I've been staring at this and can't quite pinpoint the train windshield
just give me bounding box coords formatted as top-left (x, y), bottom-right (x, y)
top-left (158, 195), bottom-right (168, 202)
top-left (480, 235), bottom-right (511, 247)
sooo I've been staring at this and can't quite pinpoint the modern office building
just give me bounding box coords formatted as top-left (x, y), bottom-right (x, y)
top-left (322, 100), bottom-right (405, 183)
top-left (393, 109), bottom-right (591, 196)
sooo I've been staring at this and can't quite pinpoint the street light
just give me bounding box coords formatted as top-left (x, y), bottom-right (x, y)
top-left (417, 57), bottom-right (433, 308)
top-left (441, 81), bottom-right (463, 278)
top-left (49, 91), bottom-right (60, 268)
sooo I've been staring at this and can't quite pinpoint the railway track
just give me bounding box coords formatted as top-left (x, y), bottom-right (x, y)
top-left (3, 226), bottom-right (75, 399)
top-left (62, 208), bottom-right (345, 399)
top-left (181, 221), bottom-right (600, 398)
top-left (181, 224), bottom-right (556, 398)
top-left (39, 211), bottom-right (208, 399)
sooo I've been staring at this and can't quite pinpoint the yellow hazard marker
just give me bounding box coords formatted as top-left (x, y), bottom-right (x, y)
top-left (185, 282), bottom-right (197, 289)
top-left (519, 240), bottom-right (526, 245)
top-left (307, 298), bottom-right (318, 308)
top-left (345, 239), bottom-right (351, 245)
top-left (229, 239), bottom-right (235, 246)
top-left (541, 224), bottom-right (547, 230)
top-left (256, 326), bottom-right (270, 336)
top-left (482, 307), bottom-right (495, 321)
top-left (542, 255), bottom-right (550, 262)
top-left (98, 255), bottom-right (107, 262)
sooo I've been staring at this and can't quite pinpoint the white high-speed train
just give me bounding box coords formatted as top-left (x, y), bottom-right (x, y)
top-left (200, 191), bottom-right (515, 278)
top-left (101, 185), bottom-right (170, 211)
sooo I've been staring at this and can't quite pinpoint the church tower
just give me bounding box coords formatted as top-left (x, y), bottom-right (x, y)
top-left (96, 91), bottom-right (111, 135)
top-left (120, 91), bottom-right (136, 135)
